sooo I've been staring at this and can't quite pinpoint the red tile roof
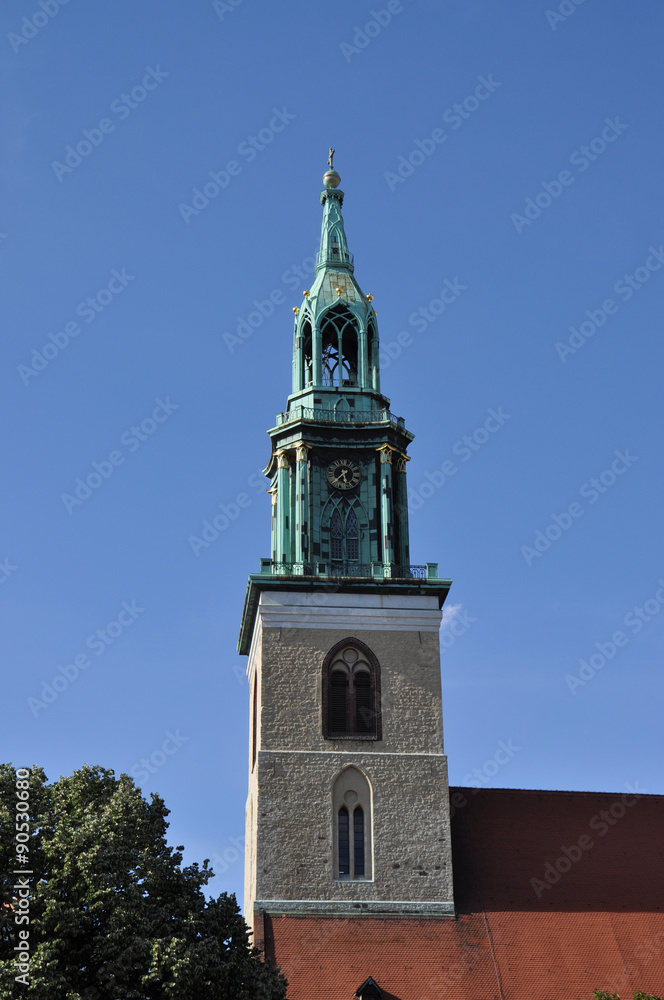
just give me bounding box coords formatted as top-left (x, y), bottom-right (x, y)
top-left (261, 787), bottom-right (664, 1000)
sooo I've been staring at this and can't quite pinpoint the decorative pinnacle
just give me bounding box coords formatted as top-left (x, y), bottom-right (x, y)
top-left (293, 307), bottom-right (300, 314)
top-left (323, 148), bottom-right (341, 189)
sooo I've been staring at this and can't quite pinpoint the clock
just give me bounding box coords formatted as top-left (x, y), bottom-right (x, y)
top-left (327, 458), bottom-right (361, 491)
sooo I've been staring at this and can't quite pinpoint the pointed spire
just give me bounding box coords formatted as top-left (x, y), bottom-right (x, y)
top-left (318, 156), bottom-right (354, 272)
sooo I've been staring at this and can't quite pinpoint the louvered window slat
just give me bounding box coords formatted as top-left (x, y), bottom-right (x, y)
top-left (338, 807), bottom-right (350, 876)
top-left (329, 671), bottom-right (348, 732)
top-left (354, 671), bottom-right (372, 733)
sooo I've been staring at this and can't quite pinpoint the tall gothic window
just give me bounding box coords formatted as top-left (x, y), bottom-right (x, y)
top-left (368, 318), bottom-right (379, 391)
top-left (322, 638), bottom-right (381, 740)
top-left (320, 304), bottom-right (358, 387)
top-left (301, 319), bottom-right (313, 389)
top-left (333, 766), bottom-right (372, 880)
top-left (327, 502), bottom-right (361, 568)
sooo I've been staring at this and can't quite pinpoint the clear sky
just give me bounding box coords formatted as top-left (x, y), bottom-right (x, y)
top-left (2, 0), bottom-right (663, 909)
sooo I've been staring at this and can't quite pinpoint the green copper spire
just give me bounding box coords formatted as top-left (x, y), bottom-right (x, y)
top-left (291, 160), bottom-right (381, 398)
top-left (237, 155), bottom-right (450, 654)
top-left (317, 166), bottom-right (353, 272)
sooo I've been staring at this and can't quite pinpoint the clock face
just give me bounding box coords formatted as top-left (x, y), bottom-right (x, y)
top-left (327, 458), bottom-right (361, 491)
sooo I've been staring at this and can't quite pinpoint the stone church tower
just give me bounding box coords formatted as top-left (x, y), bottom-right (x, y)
top-left (238, 160), bottom-right (454, 938)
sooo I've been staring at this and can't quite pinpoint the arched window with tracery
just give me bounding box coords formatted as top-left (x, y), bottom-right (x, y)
top-left (322, 638), bottom-right (381, 740)
top-left (320, 304), bottom-right (359, 387)
top-left (326, 500), bottom-right (362, 570)
top-left (333, 766), bottom-right (372, 880)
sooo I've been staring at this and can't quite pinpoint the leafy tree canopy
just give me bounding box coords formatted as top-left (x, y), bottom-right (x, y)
top-left (582, 992), bottom-right (661, 1000)
top-left (0, 764), bottom-right (286, 1000)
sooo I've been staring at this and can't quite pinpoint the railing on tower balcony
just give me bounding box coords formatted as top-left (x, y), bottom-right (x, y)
top-left (316, 248), bottom-right (354, 267)
top-left (275, 407), bottom-right (405, 429)
top-left (259, 560), bottom-right (438, 581)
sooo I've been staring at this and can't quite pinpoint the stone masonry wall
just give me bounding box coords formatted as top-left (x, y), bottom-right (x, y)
top-left (249, 623), bottom-right (453, 907)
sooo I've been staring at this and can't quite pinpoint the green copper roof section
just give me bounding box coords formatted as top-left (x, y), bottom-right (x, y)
top-left (289, 159), bottom-right (383, 401)
top-left (317, 168), bottom-right (353, 272)
top-left (303, 161), bottom-right (374, 325)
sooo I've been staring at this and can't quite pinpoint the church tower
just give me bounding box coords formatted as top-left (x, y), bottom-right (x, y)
top-left (238, 158), bottom-right (454, 943)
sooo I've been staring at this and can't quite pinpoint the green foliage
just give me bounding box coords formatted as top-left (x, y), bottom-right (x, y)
top-left (581, 992), bottom-right (662, 1000)
top-left (0, 764), bottom-right (287, 1000)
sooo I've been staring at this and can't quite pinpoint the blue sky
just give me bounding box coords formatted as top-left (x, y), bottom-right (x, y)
top-left (2, 0), bottom-right (663, 908)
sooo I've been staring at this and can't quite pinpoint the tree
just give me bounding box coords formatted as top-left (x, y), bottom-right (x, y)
top-left (581, 992), bottom-right (662, 1000)
top-left (0, 764), bottom-right (287, 1000)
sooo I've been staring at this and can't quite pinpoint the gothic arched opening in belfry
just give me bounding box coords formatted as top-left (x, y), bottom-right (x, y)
top-left (301, 317), bottom-right (313, 388)
top-left (320, 303), bottom-right (358, 387)
top-left (367, 316), bottom-right (379, 390)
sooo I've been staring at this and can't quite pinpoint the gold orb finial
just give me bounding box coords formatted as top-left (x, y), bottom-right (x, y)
top-left (323, 169), bottom-right (341, 189)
